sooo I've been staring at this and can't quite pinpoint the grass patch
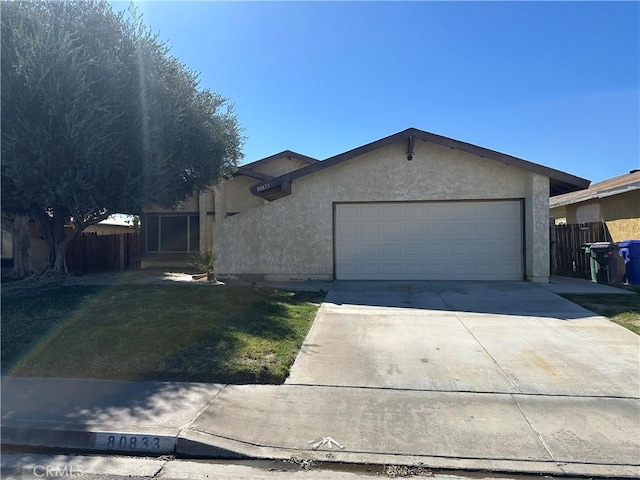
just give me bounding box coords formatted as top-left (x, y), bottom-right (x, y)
top-left (1, 284), bottom-right (324, 383)
top-left (561, 293), bottom-right (640, 335)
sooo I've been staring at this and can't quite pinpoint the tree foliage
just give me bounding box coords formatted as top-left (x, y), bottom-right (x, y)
top-left (1, 1), bottom-right (243, 274)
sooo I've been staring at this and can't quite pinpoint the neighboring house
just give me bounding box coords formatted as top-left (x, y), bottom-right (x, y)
top-left (1, 214), bottom-right (49, 276)
top-left (1, 214), bottom-right (135, 277)
top-left (142, 128), bottom-right (589, 283)
top-left (550, 170), bottom-right (640, 242)
top-left (83, 215), bottom-right (136, 235)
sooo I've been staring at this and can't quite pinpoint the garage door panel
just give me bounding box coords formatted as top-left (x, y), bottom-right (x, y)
top-left (405, 244), bottom-right (425, 255)
top-left (451, 203), bottom-right (475, 217)
top-left (382, 205), bottom-right (403, 217)
top-left (450, 222), bottom-right (470, 235)
top-left (482, 201), bottom-right (520, 217)
top-left (338, 244), bottom-right (358, 257)
top-left (405, 264), bottom-right (425, 276)
top-left (360, 244), bottom-right (378, 256)
top-left (335, 201), bottom-right (523, 281)
top-left (382, 243), bottom-right (402, 256)
top-left (428, 222), bottom-right (449, 235)
top-left (360, 205), bottom-right (379, 218)
top-left (425, 205), bottom-right (449, 220)
top-left (383, 264), bottom-right (403, 276)
top-left (335, 222), bottom-right (357, 238)
top-left (360, 222), bottom-right (379, 235)
top-left (361, 264), bottom-right (381, 276)
top-left (404, 223), bottom-right (425, 236)
top-left (336, 205), bottom-right (359, 220)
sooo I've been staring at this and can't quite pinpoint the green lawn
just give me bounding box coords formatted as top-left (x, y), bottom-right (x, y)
top-left (561, 292), bottom-right (640, 335)
top-left (1, 284), bottom-right (325, 383)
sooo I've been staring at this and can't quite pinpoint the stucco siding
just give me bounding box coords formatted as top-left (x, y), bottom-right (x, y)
top-left (222, 176), bottom-right (264, 214)
top-left (550, 206), bottom-right (566, 224)
top-left (525, 172), bottom-right (550, 282)
top-left (214, 140), bottom-right (546, 281)
top-left (562, 190), bottom-right (640, 241)
top-left (252, 156), bottom-right (313, 177)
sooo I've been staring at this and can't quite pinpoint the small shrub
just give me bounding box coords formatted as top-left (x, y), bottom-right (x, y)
top-left (188, 248), bottom-right (218, 281)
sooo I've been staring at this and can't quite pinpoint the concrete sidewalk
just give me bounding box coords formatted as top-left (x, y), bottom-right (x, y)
top-left (539, 276), bottom-right (635, 295)
top-left (2, 377), bottom-right (639, 478)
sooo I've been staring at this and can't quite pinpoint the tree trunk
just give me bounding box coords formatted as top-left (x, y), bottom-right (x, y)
top-left (51, 225), bottom-right (78, 274)
top-left (10, 215), bottom-right (35, 278)
top-left (34, 211), bottom-right (56, 268)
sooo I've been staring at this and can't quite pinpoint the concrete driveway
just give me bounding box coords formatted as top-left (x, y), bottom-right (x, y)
top-left (286, 281), bottom-right (640, 398)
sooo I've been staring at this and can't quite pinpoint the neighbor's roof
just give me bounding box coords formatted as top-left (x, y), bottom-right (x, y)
top-left (250, 128), bottom-right (591, 201)
top-left (550, 170), bottom-right (640, 208)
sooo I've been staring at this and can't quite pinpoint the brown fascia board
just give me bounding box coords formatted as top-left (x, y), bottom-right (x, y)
top-left (233, 167), bottom-right (273, 181)
top-left (240, 150), bottom-right (319, 172)
top-left (250, 128), bottom-right (591, 198)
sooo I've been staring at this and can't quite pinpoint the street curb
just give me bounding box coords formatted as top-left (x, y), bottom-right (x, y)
top-left (3, 425), bottom-right (639, 479)
top-left (176, 428), bottom-right (640, 479)
top-left (1, 425), bottom-right (176, 456)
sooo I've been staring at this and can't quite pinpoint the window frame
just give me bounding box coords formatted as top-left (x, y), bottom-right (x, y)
top-left (145, 214), bottom-right (200, 253)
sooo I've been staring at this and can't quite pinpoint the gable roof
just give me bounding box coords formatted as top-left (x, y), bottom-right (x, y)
top-left (250, 128), bottom-right (591, 201)
top-left (231, 150), bottom-right (319, 183)
top-left (550, 170), bottom-right (640, 208)
top-left (240, 150), bottom-right (319, 171)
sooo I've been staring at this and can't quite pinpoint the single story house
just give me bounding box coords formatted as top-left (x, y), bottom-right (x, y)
top-left (82, 215), bottom-right (136, 236)
top-left (550, 170), bottom-right (640, 242)
top-left (140, 128), bottom-right (589, 283)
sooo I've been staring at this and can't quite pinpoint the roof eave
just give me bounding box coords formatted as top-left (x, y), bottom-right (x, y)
top-left (550, 183), bottom-right (640, 208)
top-left (241, 150), bottom-right (318, 172)
top-left (233, 167), bottom-right (273, 181)
top-left (250, 128), bottom-right (591, 199)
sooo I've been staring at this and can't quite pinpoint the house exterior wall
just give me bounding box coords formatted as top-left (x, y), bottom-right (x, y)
top-left (525, 173), bottom-right (550, 282)
top-left (83, 224), bottom-right (134, 235)
top-left (1, 216), bottom-right (49, 276)
top-left (550, 206), bottom-right (567, 224)
top-left (138, 155), bottom-right (312, 270)
top-left (219, 176), bottom-right (264, 215)
top-left (213, 140), bottom-right (549, 282)
top-left (199, 189), bottom-right (215, 251)
top-left (252, 156), bottom-right (314, 177)
top-left (144, 194), bottom-right (200, 213)
top-left (561, 190), bottom-right (640, 242)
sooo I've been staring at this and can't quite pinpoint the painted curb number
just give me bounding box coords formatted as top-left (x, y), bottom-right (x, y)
top-left (94, 433), bottom-right (175, 453)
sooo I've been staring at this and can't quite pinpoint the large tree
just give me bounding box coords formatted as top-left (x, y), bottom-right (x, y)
top-left (1, 1), bottom-right (243, 275)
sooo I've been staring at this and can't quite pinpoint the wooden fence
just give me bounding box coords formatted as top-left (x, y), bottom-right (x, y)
top-left (66, 232), bottom-right (140, 274)
top-left (551, 222), bottom-right (606, 277)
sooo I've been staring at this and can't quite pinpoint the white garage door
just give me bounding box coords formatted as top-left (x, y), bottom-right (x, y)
top-left (335, 201), bottom-right (523, 281)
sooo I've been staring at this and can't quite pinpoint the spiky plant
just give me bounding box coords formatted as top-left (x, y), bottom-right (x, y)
top-left (188, 248), bottom-right (218, 281)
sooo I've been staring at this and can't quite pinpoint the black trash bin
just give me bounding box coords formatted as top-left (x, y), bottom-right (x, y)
top-left (589, 242), bottom-right (623, 284)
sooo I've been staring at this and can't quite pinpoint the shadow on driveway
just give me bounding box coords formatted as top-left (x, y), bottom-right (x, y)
top-left (324, 280), bottom-right (598, 319)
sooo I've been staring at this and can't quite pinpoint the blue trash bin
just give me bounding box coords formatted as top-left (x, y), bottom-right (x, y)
top-left (618, 240), bottom-right (640, 285)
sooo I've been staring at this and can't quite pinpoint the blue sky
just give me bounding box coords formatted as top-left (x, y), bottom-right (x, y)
top-left (114, 1), bottom-right (639, 184)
